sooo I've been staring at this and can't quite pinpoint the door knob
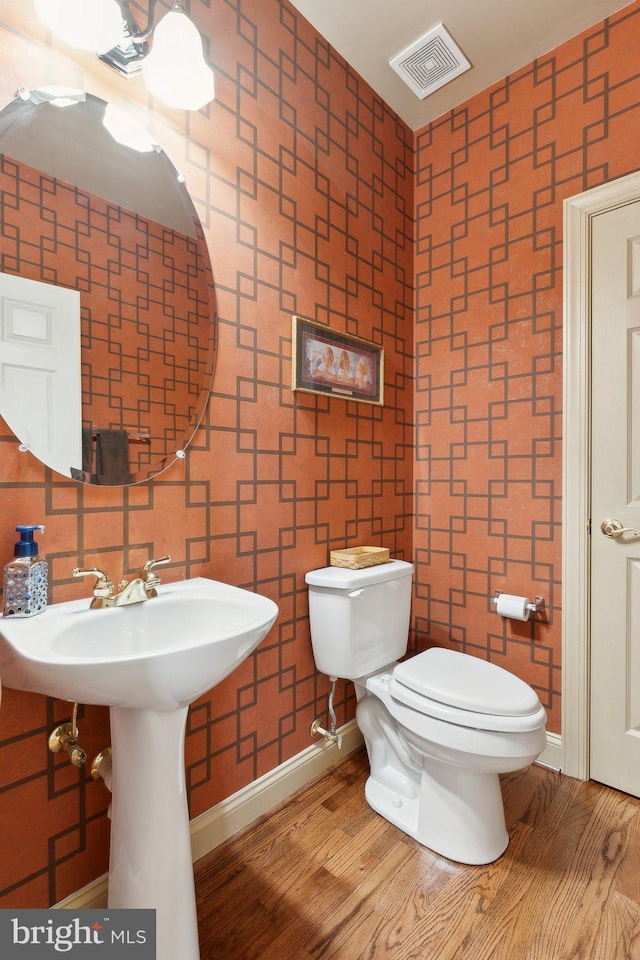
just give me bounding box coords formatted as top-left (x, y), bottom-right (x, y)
top-left (600, 518), bottom-right (640, 539)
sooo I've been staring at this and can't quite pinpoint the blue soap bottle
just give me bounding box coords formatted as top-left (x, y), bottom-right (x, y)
top-left (3, 525), bottom-right (48, 618)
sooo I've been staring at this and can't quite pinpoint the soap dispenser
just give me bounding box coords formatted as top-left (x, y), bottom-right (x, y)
top-left (3, 525), bottom-right (48, 618)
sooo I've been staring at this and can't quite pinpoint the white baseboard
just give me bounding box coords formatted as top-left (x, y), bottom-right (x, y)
top-left (55, 719), bottom-right (363, 910)
top-left (537, 731), bottom-right (563, 771)
top-left (56, 873), bottom-right (110, 911)
top-left (189, 719), bottom-right (363, 861)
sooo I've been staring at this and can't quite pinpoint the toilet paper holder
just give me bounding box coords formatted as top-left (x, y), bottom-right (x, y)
top-left (490, 590), bottom-right (545, 618)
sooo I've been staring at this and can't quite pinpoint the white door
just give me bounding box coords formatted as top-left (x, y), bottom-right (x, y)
top-left (590, 200), bottom-right (640, 796)
top-left (0, 272), bottom-right (82, 478)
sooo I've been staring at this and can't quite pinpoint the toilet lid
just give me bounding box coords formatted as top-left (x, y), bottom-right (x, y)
top-left (392, 648), bottom-right (542, 718)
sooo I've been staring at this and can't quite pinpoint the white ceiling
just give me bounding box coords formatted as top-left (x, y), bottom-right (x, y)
top-left (287, 0), bottom-right (629, 130)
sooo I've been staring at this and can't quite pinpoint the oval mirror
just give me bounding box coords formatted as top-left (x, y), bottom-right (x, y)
top-left (0, 88), bottom-right (216, 485)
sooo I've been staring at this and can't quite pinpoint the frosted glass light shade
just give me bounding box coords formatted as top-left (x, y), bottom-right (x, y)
top-left (34, 0), bottom-right (124, 53)
top-left (141, 9), bottom-right (215, 111)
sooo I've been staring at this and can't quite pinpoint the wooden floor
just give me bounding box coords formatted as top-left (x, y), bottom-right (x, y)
top-left (194, 748), bottom-right (640, 960)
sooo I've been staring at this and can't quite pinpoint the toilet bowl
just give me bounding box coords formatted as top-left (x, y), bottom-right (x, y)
top-left (305, 560), bottom-right (547, 865)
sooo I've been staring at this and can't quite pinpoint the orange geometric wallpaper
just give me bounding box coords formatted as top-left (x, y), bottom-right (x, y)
top-left (0, 0), bottom-right (413, 906)
top-left (414, 0), bottom-right (640, 734)
top-left (1, 0), bottom-right (640, 912)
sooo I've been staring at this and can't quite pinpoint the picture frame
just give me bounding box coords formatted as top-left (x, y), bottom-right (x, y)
top-left (291, 316), bottom-right (384, 406)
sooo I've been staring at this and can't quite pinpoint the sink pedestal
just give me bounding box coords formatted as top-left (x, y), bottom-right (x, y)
top-left (108, 706), bottom-right (200, 960)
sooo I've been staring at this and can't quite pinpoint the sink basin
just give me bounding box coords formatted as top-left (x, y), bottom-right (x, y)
top-left (0, 576), bottom-right (278, 960)
top-left (0, 577), bottom-right (278, 710)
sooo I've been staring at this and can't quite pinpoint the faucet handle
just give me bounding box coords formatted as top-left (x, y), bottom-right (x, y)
top-left (139, 555), bottom-right (171, 596)
top-left (140, 555), bottom-right (171, 581)
top-left (142, 555), bottom-right (171, 575)
top-left (72, 567), bottom-right (114, 598)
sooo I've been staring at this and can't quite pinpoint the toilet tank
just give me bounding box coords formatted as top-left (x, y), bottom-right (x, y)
top-left (305, 560), bottom-right (413, 679)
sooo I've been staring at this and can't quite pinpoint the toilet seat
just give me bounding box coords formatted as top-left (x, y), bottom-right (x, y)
top-left (390, 648), bottom-right (547, 734)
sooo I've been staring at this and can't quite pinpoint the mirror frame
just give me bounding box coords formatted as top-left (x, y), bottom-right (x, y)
top-left (0, 90), bottom-right (216, 486)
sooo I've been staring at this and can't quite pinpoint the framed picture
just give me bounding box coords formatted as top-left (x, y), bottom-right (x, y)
top-left (291, 316), bottom-right (384, 406)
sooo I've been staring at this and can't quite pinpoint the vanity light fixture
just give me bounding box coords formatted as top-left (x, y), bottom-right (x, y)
top-left (34, 0), bottom-right (215, 112)
top-left (140, 5), bottom-right (215, 110)
top-left (34, 0), bottom-right (124, 53)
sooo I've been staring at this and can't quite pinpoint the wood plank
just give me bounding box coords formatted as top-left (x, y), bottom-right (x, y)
top-left (589, 892), bottom-right (640, 960)
top-left (500, 762), bottom-right (562, 829)
top-left (527, 787), bottom-right (640, 960)
top-left (362, 820), bottom-right (532, 960)
top-left (194, 750), bottom-right (640, 960)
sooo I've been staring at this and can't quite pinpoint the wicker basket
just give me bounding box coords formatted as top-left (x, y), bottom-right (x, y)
top-left (329, 546), bottom-right (390, 569)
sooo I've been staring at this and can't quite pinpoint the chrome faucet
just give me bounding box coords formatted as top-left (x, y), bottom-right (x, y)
top-left (72, 556), bottom-right (171, 608)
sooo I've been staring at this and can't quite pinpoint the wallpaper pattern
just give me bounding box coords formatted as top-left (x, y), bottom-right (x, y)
top-left (0, 0), bottom-right (413, 906)
top-left (413, 0), bottom-right (640, 734)
top-left (1, 0), bottom-right (640, 911)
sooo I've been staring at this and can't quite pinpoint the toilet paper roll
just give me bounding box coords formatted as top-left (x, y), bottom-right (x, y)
top-left (495, 593), bottom-right (530, 621)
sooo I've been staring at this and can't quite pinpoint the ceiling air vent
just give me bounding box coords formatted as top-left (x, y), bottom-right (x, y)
top-left (389, 23), bottom-right (471, 100)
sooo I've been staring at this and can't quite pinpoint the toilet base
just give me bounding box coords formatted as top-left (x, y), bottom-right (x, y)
top-left (364, 760), bottom-right (509, 865)
top-left (417, 759), bottom-right (508, 864)
top-left (364, 776), bottom-right (420, 843)
top-left (356, 684), bottom-right (513, 865)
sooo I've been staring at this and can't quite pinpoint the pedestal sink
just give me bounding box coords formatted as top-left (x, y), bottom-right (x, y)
top-left (0, 577), bottom-right (278, 960)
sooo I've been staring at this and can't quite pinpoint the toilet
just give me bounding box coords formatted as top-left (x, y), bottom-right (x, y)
top-left (305, 559), bottom-right (547, 865)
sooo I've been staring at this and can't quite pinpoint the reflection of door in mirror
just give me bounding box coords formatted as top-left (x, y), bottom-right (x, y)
top-left (0, 272), bottom-right (81, 478)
